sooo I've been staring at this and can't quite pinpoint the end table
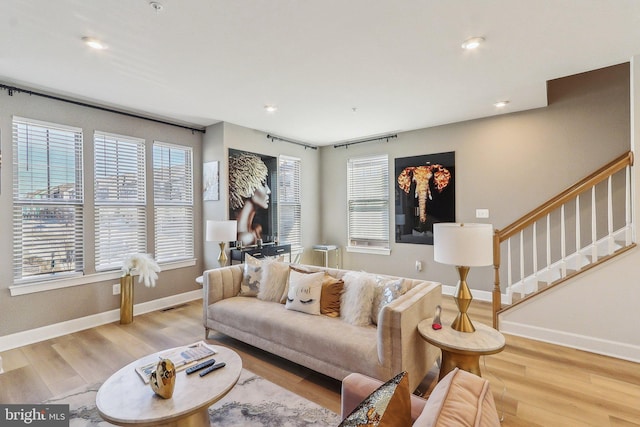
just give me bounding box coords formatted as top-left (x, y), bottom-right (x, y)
top-left (418, 318), bottom-right (505, 381)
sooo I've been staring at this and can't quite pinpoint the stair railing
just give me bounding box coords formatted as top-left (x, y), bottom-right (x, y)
top-left (492, 151), bottom-right (634, 327)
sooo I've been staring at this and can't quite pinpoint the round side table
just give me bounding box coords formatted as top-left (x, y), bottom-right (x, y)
top-left (418, 318), bottom-right (505, 381)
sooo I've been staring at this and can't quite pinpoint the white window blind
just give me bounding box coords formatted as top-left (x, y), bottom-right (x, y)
top-left (278, 155), bottom-right (302, 248)
top-left (347, 154), bottom-right (390, 251)
top-left (12, 116), bottom-right (84, 282)
top-left (94, 132), bottom-right (147, 271)
top-left (153, 142), bottom-right (194, 262)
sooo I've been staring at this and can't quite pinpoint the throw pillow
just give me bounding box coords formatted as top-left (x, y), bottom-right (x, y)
top-left (320, 275), bottom-right (344, 317)
top-left (284, 270), bottom-right (324, 315)
top-left (239, 254), bottom-right (284, 297)
top-left (257, 260), bottom-right (291, 302)
top-left (341, 271), bottom-right (376, 326)
top-left (339, 371), bottom-right (411, 427)
top-left (370, 276), bottom-right (406, 325)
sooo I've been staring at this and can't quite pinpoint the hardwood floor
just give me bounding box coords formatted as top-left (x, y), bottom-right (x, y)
top-left (1, 297), bottom-right (639, 426)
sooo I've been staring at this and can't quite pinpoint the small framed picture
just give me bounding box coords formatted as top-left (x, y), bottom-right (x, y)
top-left (203, 161), bottom-right (219, 201)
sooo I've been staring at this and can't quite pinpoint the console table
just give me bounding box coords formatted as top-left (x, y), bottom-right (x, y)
top-left (230, 243), bottom-right (291, 264)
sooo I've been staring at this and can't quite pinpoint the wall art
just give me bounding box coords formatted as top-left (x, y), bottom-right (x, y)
top-left (203, 160), bottom-right (219, 201)
top-left (228, 149), bottom-right (277, 246)
top-left (395, 151), bottom-right (455, 245)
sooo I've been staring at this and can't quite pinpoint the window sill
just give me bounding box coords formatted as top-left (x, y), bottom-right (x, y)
top-left (345, 246), bottom-right (391, 256)
top-left (9, 258), bottom-right (197, 296)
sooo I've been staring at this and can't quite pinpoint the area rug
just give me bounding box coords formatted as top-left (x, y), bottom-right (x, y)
top-left (44, 369), bottom-right (341, 426)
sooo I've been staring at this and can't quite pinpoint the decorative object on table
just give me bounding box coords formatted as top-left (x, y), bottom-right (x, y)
top-left (203, 160), bottom-right (220, 201)
top-left (206, 220), bottom-right (238, 267)
top-left (395, 151), bottom-right (455, 245)
top-left (120, 253), bottom-right (161, 324)
top-left (228, 149), bottom-right (278, 246)
top-left (432, 305), bottom-right (442, 330)
top-left (433, 223), bottom-right (493, 333)
top-left (149, 358), bottom-right (176, 399)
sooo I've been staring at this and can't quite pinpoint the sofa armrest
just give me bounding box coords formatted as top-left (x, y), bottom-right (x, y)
top-left (202, 264), bottom-right (244, 321)
top-left (341, 372), bottom-right (427, 422)
top-left (377, 281), bottom-right (442, 391)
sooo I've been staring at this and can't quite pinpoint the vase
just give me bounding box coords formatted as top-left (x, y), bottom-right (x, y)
top-left (150, 358), bottom-right (176, 399)
top-left (120, 275), bottom-right (134, 324)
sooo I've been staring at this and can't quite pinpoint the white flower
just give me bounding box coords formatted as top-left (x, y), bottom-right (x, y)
top-left (122, 253), bottom-right (161, 288)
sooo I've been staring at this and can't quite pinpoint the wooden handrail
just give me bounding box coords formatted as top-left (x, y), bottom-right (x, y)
top-left (496, 151), bottom-right (633, 242)
top-left (492, 150), bottom-right (634, 328)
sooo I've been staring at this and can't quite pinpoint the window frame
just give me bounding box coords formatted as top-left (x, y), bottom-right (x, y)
top-left (277, 155), bottom-right (302, 250)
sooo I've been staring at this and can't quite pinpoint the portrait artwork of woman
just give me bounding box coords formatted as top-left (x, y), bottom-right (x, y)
top-left (228, 150), bottom-right (273, 246)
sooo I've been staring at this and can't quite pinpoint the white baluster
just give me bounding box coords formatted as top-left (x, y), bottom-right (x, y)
top-left (507, 238), bottom-right (512, 300)
top-left (625, 165), bottom-right (632, 245)
top-left (546, 213), bottom-right (551, 282)
top-left (561, 204), bottom-right (566, 277)
top-left (519, 230), bottom-right (524, 298)
top-left (532, 222), bottom-right (538, 287)
top-left (576, 195), bottom-right (581, 263)
top-left (607, 175), bottom-right (614, 255)
top-left (591, 186), bottom-right (598, 262)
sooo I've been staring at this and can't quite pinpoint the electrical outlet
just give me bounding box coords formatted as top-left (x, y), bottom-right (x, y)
top-left (476, 208), bottom-right (490, 219)
top-left (112, 283), bottom-right (121, 295)
top-left (415, 260), bottom-right (423, 272)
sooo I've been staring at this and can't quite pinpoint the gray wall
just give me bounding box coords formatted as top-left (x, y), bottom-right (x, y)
top-left (319, 63), bottom-right (630, 291)
top-left (0, 91), bottom-right (203, 336)
top-left (202, 122), bottom-right (322, 270)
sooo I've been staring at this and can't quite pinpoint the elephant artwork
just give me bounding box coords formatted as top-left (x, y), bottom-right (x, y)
top-left (395, 152), bottom-right (455, 244)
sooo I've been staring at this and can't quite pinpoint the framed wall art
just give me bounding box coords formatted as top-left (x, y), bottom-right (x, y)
top-left (395, 151), bottom-right (455, 245)
top-left (228, 149), bottom-right (278, 246)
top-left (203, 160), bottom-right (219, 201)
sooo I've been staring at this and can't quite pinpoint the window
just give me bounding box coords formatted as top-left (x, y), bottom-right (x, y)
top-left (278, 155), bottom-right (302, 248)
top-left (12, 117), bottom-right (84, 282)
top-left (94, 132), bottom-right (147, 271)
top-left (346, 154), bottom-right (390, 254)
top-left (153, 142), bottom-right (194, 262)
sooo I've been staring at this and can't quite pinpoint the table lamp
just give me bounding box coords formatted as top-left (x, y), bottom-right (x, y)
top-left (433, 223), bottom-right (493, 333)
top-left (206, 220), bottom-right (237, 266)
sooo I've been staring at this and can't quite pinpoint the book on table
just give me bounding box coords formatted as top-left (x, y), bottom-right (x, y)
top-left (135, 341), bottom-right (217, 383)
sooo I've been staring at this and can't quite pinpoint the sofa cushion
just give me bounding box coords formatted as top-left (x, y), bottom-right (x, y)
top-left (413, 368), bottom-right (501, 427)
top-left (285, 270), bottom-right (324, 315)
top-left (371, 276), bottom-right (406, 325)
top-left (257, 260), bottom-right (290, 302)
top-left (240, 254), bottom-right (284, 296)
top-left (339, 371), bottom-right (412, 427)
top-left (341, 271), bottom-right (377, 326)
top-left (320, 276), bottom-right (344, 317)
top-left (208, 297), bottom-right (379, 376)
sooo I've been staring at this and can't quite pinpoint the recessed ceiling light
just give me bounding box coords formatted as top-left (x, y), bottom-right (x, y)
top-left (461, 37), bottom-right (485, 50)
top-left (149, 1), bottom-right (164, 13)
top-left (82, 37), bottom-right (107, 50)
top-left (494, 100), bottom-right (510, 108)
top-left (264, 105), bottom-right (278, 113)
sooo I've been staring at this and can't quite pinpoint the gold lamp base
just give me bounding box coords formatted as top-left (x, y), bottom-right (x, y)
top-left (218, 242), bottom-right (228, 266)
top-left (451, 265), bottom-right (476, 333)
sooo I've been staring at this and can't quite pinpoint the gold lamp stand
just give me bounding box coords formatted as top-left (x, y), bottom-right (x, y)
top-left (218, 242), bottom-right (228, 266)
top-left (451, 266), bottom-right (475, 333)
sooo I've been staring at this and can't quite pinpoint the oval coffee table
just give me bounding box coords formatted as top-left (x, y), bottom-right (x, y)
top-left (96, 344), bottom-right (242, 427)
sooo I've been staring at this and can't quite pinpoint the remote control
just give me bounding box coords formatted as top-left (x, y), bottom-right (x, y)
top-left (186, 358), bottom-right (216, 375)
top-left (199, 362), bottom-right (226, 377)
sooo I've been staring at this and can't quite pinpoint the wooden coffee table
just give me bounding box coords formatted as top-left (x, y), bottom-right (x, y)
top-left (96, 344), bottom-right (242, 427)
top-left (418, 318), bottom-right (505, 381)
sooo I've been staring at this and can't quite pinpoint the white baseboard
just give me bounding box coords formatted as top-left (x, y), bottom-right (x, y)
top-left (0, 290), bottom-right (202, 353)
top-left (500, 319), bottom-right (640, 363)
top-left (441, 285), bottom-right (509, 305)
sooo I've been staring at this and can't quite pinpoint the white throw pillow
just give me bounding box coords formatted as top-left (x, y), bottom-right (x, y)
top-left (240, 254), bottom-right (284, 297)
top-left (258, 261), bottom-right (291, 302)
top-left (371, 276), bottom-right (406, 325)
top-left (341, 271), bottom-right (377, 326)
top-left (284, 270), bottom-right (324, 315)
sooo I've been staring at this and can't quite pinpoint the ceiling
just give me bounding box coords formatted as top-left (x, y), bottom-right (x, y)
top-left (2, 1), bottom-right (640, 146)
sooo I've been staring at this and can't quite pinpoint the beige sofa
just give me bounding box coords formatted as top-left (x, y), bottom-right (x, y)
top-left (202, 263), bottom-right (442, 391)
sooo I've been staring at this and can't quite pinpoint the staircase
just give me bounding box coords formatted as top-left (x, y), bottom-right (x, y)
top-left (491, 151), bottom-right (635, 327)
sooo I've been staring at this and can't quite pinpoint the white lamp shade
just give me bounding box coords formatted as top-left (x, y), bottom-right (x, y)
top-left (206, 220), bottom-right (237, 242)
top-left (433, 223), bottom-right (494, 267)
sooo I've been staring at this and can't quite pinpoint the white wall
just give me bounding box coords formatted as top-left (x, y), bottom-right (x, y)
top-left (498, 57), bottom-right (640, 362)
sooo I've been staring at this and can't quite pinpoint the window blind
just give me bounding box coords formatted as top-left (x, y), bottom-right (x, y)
top-left (347, 154), bottom-right (390, 249)
top-left (12, 117), bottom-right (84, 281)
top-left (278, 155), bottom-right (302, 248)
top-left (94, 132), bottom-right (147, 271)
top-left (153, 142), bottom-right (194, 262)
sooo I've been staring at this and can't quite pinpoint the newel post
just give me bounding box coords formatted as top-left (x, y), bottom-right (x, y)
top-left (492, 229), bottom-right (501, 329)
